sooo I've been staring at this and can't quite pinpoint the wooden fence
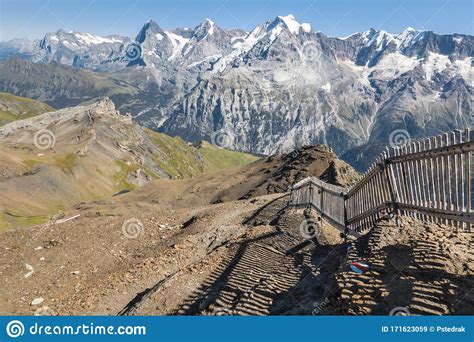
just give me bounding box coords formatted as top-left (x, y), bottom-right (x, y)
top-left (289, 177), bottom-right (346, 231)
top-left (289, 128), bottom-right (473, 236)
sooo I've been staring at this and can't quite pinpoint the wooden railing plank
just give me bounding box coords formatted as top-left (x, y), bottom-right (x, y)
top-left (449, 131), bottom-right (462, 229)
top-left (464, 128), bottom-right (471, 232)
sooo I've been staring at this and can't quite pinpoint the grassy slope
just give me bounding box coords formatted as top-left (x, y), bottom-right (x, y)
top-left (0, 93), bottom-right (56, 229)
top-left (0, 92), bottom-right (54, 125)
top-left (0, 129), bottom-right (259, 231)
top-left (146, 130), bottom-right (259, 179)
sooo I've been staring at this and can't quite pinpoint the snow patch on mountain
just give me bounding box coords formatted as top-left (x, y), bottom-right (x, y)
top-left (422, 53), bottom-right (473, 81)
top-left (321, 82), bottom-right (331, 92)
top-left (453, 57), bottom-right (473, 79)
top-left (186, 54), bottom-right (221, 68)
top-left (72, 32), bottom-right (123, 45)
top-left (371, 52), bottom-right (421, 79)
top-left (423, 53), bottom-right (451, 80)
top-left (210, 24), bottom-right (273, 73)
top-left (276, 15), bottom-right (311, 34)
top-left (204, 19), bottom-right (215, 35)
top-left (164, 31), bottom-right (189, 60)
top-left (366, 30), bottom-right (395, 51)
top-left (397, 27), bottom-right (424, 49)
top-left (358, 27), bottom-right (426, 52)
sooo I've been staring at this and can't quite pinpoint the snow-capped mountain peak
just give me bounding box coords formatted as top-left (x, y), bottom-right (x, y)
top-left (136, 20), bottom-right (163, 43)
top-left (396, 27), bottom-right (424, 48)
top-left (33, 29), bottom-right (128, 70)
top-left (192, 18), bottom-right (218, 40)
top-left (366, 30), bottom-right (396, 50)
top-left (203, 18), bottom-right (215, 26)
top-left (42, 30), bottom-right (123, 47)
top-left (269, 14), bottom-right (311, 34)
top-left (359, 27), bottom-right (427, 53)
top-left (403, 26), bottom-right (416, 33)
top-left (71, 32), bottom-right (123, 45)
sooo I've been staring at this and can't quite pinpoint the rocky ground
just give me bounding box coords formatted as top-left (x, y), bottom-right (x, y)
top-left (334, 216), bottom-right (473, 315)
top-left (0, 193), bottom-right (281, 315)
top-left (0, 191), bottom-right (471, 315)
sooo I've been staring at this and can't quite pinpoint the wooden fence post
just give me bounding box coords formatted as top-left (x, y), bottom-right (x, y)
top-left (465, 128), bottom-right (471, 231)
top-left (320, 187), bottom-right (324, 217)
top-left (383, 159), bottom-right (400, 226)
top-left (343, 196), bottom-right (348, 242)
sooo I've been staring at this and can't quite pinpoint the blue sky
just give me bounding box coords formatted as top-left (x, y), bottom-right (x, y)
top-left (0, 0), bottom-right (472, 41)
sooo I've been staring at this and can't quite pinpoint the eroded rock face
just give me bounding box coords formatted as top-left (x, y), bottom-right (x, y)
top-left (91, 97), bottom-right (118, 115)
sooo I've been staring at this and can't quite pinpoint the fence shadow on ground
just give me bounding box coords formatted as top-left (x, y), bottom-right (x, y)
top-left (173, 205), bottom-right (348, 315)
top-left (334, 226), bottom-right (474, 315)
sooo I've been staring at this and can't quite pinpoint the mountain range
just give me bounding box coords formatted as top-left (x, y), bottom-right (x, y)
top-left (0, 14), bottom-right (472, 170)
